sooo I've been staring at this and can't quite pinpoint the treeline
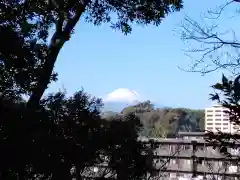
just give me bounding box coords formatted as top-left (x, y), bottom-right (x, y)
top-left (103, 101), bottom-right (205, 138)
top-left (0, 90), bottom-right (150, 179)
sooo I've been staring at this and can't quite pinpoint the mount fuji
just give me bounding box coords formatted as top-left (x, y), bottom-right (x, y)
top-left (101, 88), bottom-right (163, 112)
top-left (103, 101), bottom-right (139, 112)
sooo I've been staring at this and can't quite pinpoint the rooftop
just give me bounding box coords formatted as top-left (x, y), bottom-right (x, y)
top-left (177, 132), bottom-right (205, 137)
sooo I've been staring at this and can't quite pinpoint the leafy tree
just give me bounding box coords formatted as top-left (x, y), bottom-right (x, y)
top-left (0, 54), bottom-right (149, 179)
top-left (100, 114), bottom-right (149, 180)
top-left (121, 106), bottom-right (137, 115)
top-left (0, 87), bottom-right (150, 179)
top-left (1, 0), bottom-right (183, 108)
top-left (206, 74), bottom-right (240, 156)
top-left (0, 0), bottom-right (185, 179)
top-left (121, 100), bottom-right (155, 114)
top-left (119, 102), bottom-right (205, 137)
top-left (151, 123), bottom-right (168, 138)
top-left (184, 109), bottom-right (204, 130)
top-left (0, 1), bottom-right (184, 178)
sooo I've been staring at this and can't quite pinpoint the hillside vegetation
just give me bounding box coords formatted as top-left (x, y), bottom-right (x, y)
top-left (103, 101), bottom-right (205, 137)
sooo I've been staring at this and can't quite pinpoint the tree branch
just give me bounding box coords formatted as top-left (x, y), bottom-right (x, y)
top-left (179, 15), bottom-right (240, 75)
top-left (63, 0), bottom-right (91, 39)
top-left (204, 0), bottom-right (234, 20)
top-left (27, 0), bottom-right (91, 108)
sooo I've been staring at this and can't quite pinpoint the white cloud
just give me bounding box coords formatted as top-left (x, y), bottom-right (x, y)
top-left (104, 88), bottom-right (140, 103)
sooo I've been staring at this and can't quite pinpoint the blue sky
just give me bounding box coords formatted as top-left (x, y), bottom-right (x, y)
top-left (46, 0), bottom-right (240, 109)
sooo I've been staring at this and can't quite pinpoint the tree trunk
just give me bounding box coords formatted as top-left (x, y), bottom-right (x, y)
top-left (75, 166), bottom-right (82, 180)
top-left (27, 41), bottom-right (63, 108)
top-left (26, 3), bottom-right (88, 108)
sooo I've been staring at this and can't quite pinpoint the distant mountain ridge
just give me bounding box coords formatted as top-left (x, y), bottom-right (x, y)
top-left (103, 101), bottom-right (137, 112)
top-left (103, 101), bottom-right (164, 113)
top-left (102, 101), bottom-right (205, 138)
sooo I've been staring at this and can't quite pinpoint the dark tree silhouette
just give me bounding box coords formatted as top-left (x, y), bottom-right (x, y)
top-left (1, 0), bottom-right (183, 108)
top-left (0, 87), bottom-right (150, 179)
top-left (0, 59), bottom-right (149, 179)
top-left (206, 74), bottom-right (240, 156)
top-left (0, 0), bottom-right (184, 179)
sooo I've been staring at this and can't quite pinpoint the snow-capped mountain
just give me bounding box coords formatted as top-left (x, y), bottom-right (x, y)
top-left (102, 88), bottom-right (141, 112)
top-left (101, 88), bottom-right (163, 112)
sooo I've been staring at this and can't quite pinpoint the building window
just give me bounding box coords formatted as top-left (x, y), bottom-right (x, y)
top-left (223, 127), bottom-right (228, 130)
top-left (216, 127), bottom-right (221, 130)
top-left (215, 110), bottom-right (222, 112)
top-left (207, 123), bottom-right (213, 125)
top-left (207, 114), bottom-right (213, 117)
top-left (207, 110), bottom-right (213, 113)
top-left (215, 114), bottom-right (221, 117)
top-left (197, 157), bottom-right (204, 164)
top-left (207, 118), bottom-right (213, 121)
top-left (215, 119), bottom-right (221, 121)
top-left (223, 123), bottom-right (228, 126)
top-left (207, 127), bottom-right (213, 130)
top-left (215, 123), bottom-right (221, 125)
top-left (223, 119), bottom-right (228, 121)
top-left (223, 114), bottom-right (228, 117)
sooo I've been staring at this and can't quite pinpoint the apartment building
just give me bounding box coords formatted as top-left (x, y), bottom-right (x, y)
top-left (205, 104), bottom-right (239, 133)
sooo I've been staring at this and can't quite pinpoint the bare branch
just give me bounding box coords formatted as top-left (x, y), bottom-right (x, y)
top-left (179, 14), bottom-right (240, 75)
top-left (204, 0), bottom-right (234, 20)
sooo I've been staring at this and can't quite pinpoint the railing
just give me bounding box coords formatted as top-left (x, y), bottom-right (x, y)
top-left (141, 137), bottom-right (240, 179)
top-left (81, 138), bottom-right (240, 179)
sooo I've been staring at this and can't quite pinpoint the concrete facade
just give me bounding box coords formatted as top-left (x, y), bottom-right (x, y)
top-left (205, 104), bottom-right (239, 133)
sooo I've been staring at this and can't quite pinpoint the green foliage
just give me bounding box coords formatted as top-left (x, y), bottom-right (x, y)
top-left (121, 106), bottom-right (137, 115)
top-left (151, 124), bottom-right (168, 138)
top-left (0, 89), bottom-right (149, 179)
top-left (207, 74), bottom-right (240, 154)
top-left (1, 0), bottom-right (183, 108)
top-left (0, 0), bottom-right (183, 179)
top-left (101, 111), bottom-right (119, 119)
top-left (113, 101), bottom-right (205, 138)
top-left (182, 108), bottom-right (205, 131)
top-left (121, 100), bottom-right (154, 114)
